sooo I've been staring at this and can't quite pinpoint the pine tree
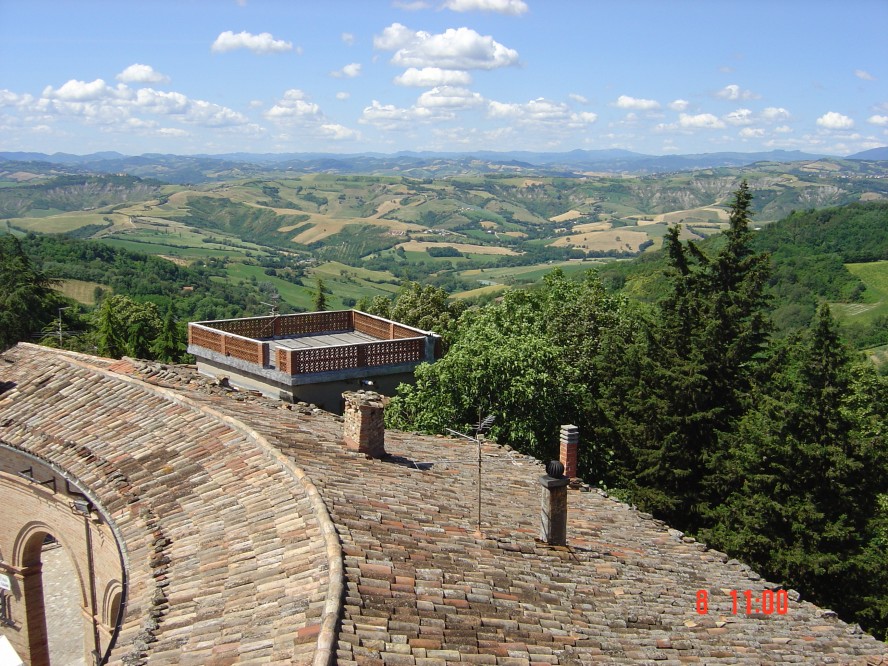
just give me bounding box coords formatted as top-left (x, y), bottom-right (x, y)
top-left (0, 235), bottom-right (59, 350)
top-left (620, 180), bottom-right (771, 528)
top-left (313, 277), bottom-right (327, 311)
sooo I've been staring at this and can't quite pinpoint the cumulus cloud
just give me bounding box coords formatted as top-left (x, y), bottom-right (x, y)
top-left (117, 64), bottom-right (170, 85)
top-left (867, 115), bottom-right (888, 126)
top-left (442, 0), bottom-right (529, 15)
top-left (374, 23), bottom-right (519, 71)
top-left (265, 89), bottom-right (321, 120)
top-left (342, 32), bottom-right (355, 45)
top-left (761, 107), bottom-right (791, 122)
top-left (319, 123), bottom-right (360, 140)
top-left (487, 97), bottom-right (597, 127)
top-left (615, 95), bottom-right (660, 111)
top-left (331, 63), bottom-right (362, 78)
top-left (417, 86), bottom-right (484, 109)
top-left (43, 78), bottom-right (128, 102)
top-left (394, 67), bottom-right (472, 87)
top-left (816, 111), bottom-right (854, 130)
top-left (360, 100), bottom-right (434, 130)
top-left (739, 127), bottom-right (765, 138)
top-left (569, 93), bottom-right (588, 104)
top-left (336, 91), bottom-right (351, 101)
top-left (668, 99), bottom-right (689, 112)
top-left (679, 113), bottom-right (725, 129)
top-left (855, 69), bottom-right (875, 81)
top-left (716, 84), bottom-right (758, 101)
top-left (724, 108), bottom-right (753, 126)
top-left (211, 30), bottom-right (293, 54)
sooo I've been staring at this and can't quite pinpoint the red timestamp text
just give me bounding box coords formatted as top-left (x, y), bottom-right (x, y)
top-left (695, 589), bottom-right (789, 615)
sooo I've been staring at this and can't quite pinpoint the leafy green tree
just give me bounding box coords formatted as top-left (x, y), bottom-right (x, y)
top-left (387, 269), bottom-right (628, 467)
top-left (389, 282), bottom-right (465, 350)
top-left (0, 235), bottom-right (60, 350)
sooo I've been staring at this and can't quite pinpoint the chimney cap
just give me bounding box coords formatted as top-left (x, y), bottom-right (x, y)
top-left (545, 460), bottom-right (565, 478)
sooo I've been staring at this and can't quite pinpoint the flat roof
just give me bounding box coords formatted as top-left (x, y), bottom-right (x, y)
top-left (269, 330), bottom-right (379, 350)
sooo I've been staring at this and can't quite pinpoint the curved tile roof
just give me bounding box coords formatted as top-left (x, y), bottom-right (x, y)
top-left (0, 344), bottom-right (339, 665)
top-left (2, 344), bottom-right (887, 665)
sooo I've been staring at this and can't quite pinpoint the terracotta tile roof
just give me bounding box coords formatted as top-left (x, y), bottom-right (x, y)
top-left (2, 344), bottom-right (887, 664)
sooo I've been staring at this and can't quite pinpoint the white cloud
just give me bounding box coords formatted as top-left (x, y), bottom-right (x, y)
top-left (211, 30), bottom-right (293, 54)
top-left (134, 88), bottom-right (190, 114)
top-left (43, 79), bottom-right (127, 102)
top-left (679, 113), bottom-right (725, 129)
top-left (867, 115), bottom-right (888, 126)
top-left (360, 100), bottom-right (434, 130)
top-left (342, 32), bottom-right (355, 45)
top-left (158, 127), bottom-right (188, 137)
top-left (816, 111), bottom-right (854, 130)
top-left (336, 91), bottom-right (351, 101)
top-left (375, 24), bottom-right (519, 71)
top-left (569, 93), bottom-right (588, 104)
top-left (417, 86), bottom-right (484, 109)
top-left (265, 89), bottom-right (321, 120)
top-left (614, 95), bottom-right (660, 111)
top-left (332, 63), bottom-right (362, 78)
top-left (724, 108), bottom-right (753, 126)
top-left (442, 0), bottom-right (529, 15)
top-left (374, 23), bottom-right (417, 51)
top-left (394, 67), bottom-right (472, 87)
top-left (319, 123), bottom-right (360, 141)
top-left (668, 99), bottom-right (689, 112)
top-left (761, 107), bottom-right (791, 122)
top-left (0, 89), bottom-right (34, 107)
top-left (855, 69), bottom-right (875, 81)
top-left (117, 64), bottom-right (170, 85)
top-left (739, 127), bottom-right (765, 139)
top-left (716, 84), bottom-right (758, 101)
top-left (487, 97), bottom-right (596, 127)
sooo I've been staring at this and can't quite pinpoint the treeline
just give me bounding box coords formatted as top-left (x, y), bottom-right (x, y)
top-left (387, 183), bottom-right (888, 639)
top-left (0, 233), bottom-right (286, 359)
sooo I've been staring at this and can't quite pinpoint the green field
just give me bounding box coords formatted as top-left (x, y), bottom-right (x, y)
top-left (55, 279), bottom-right (108, 305)
top-left (833, 261), bottom-right (888, 323)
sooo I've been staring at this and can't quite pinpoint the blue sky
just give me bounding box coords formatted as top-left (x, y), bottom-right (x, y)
top-left (1, 0), bottom-right (886, 156)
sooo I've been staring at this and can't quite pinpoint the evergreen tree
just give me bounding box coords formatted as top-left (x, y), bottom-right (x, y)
top-left (150, 306), bottom-right (183, 362)
top-left (616, 181), bottom-right (771, 528)
top-left (0, 235), bottom-right (60, 350)
top-left (701, 305), bottom-right (888, 635)
top-left (313, 276), bottom-right (327, 311)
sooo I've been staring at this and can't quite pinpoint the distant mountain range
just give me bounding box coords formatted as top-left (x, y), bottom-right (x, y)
top-left (1, 147), bottom-right (886, 184)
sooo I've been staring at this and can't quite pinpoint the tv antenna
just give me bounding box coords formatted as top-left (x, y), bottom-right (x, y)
top-left (447, 412), bottom-right (495, 537)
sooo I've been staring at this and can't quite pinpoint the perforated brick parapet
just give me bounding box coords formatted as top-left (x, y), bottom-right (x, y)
top-left (342, 390), bottom-right (387, 457)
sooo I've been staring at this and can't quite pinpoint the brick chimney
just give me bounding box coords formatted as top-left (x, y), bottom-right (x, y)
top-left (559, 424), bottom-right (579, 480)
top-left (342, 390), bottom-right (387, 458)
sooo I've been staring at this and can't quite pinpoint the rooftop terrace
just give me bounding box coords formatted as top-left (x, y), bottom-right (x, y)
top-left (187, 310), bottom-right (440, 408)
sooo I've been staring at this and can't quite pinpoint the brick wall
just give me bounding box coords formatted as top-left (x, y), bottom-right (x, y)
top-left (0, 452), bottom-right (124, 665)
